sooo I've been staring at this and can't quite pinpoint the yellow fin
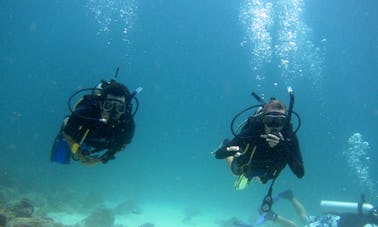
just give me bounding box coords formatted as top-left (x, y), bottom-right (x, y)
top-left (234, 174), bottom-right (251, 190)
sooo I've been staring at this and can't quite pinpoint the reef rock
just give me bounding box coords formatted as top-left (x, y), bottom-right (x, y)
top-left (5, 217), bottom-right (64, 227)
top-left (82, 207), bottom-right (115, 227)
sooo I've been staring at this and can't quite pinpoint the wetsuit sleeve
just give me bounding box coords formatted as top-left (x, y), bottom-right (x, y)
top-left (116, 118), bottom-right (135, 149)
top-left (214, 117), bottom-right (257, 159)
top-left (286, 133), bottom-right (305, 178)
top-left (214, 129), bottom-right (249, 159)
top-left (100, 117), bottom-right (135, 164)
top-left (63, 95), bottom-right (99, 140)
top-left (214, 139), bottom-right (233, 159)
top-left (214, 136), bottom-right (248, 175)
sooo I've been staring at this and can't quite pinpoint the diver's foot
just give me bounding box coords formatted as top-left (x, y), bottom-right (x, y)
top-left (278, 189), bottom-right (294, 200)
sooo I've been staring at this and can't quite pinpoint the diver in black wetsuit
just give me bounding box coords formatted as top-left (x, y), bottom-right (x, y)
top-left (51, 75), bottom-right (141, 166)
top-left (64, 81), bottom-right (135, 164)
top-left (214, 93), bottom-right (304, 189)
top-left (234, 190), bottom-right (378, 227)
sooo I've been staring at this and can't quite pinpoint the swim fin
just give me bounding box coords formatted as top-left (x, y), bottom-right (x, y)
top-left (234, 174), bottom-right (250, 190)
top-left (50, 132), bottom-right (71, 164)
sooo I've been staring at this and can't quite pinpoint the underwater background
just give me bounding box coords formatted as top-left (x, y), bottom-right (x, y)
top-left (0, 0), bottom-right (377, 226)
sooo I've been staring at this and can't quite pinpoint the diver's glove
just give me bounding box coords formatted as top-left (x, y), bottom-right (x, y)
top-left (260, 132), bottom-right (284, 148)
top-left (72, 150), bottom-right (101, 166)
top-left (71, 143), bottom-right (93, 161)
top-left (213, 139), bottom-right (240, 159)
top-left (100, 152), bottom-right (116, 164)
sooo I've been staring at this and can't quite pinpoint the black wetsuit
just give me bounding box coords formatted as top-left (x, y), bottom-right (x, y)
top-left (215, 116), bottom-right (304, 183)
top-left (63, 95), bottom-right (135, 163)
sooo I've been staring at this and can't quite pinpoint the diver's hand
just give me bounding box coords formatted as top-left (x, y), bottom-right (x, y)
top-left (213, 139), bottom-right (239, 159)
top-left (213, 144), bottom-right (241, 159)
top-left (82, 156), bottom-right (101, 166)
top-left (227, 146), bottom-right (242, 157)
top-left (75, 153), bottom-right (101, 166)
top-left (260, 132), bottom-right (283, 148)
top-left (100, 153), bottom-right (115, 164)
top-left (226, 146), bottom-right (240, 152)
top-left (100, 148), bottom-right (118, 164)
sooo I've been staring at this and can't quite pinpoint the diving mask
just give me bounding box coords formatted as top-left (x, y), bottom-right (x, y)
top-left (262, 112), bottom-right (287, 128)
top-left (102, 99), bottom-right (126, 114)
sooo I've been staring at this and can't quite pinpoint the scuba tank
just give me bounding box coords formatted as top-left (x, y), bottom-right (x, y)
top-left (321, 200), bottom-right (374, 214)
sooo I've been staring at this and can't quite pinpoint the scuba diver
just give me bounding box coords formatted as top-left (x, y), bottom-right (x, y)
top-left (234, 189), bottom-right (307, 227)
top-left (234, 190), bottom-right (378, 227)
top-left (50, 68), bottom-right (142, 165)
top-left (213, 88), bottom-right (304, 213)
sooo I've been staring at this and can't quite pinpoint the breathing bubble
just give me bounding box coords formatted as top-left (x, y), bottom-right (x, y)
top-left (86, 0), bottom-right (137, 46)
top-left (239, 0), bottom-right (325, 90)
top-left (343, 133), bottom-right (376, 197)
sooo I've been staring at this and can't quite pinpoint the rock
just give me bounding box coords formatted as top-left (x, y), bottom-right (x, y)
top-left (5, 217), bottom-right (64, 227)
top-left (114, 199), bottom-right (142, 215)
top-left (0, 213), bottom-right (7, 226)
top-left (215, 216), bottom-right (241, 227)
top-left (182, 206), bottom-right (202, 224)
top-left (139, 222), bottom-right (154, 227)
top-left (9, 198), bottom-right (34, 217)
top-left (83, 207), bottom-right (115, 227)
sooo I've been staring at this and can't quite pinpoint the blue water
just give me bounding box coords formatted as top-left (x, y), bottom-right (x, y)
top-left (1, 0), bottom-right (377, 224)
